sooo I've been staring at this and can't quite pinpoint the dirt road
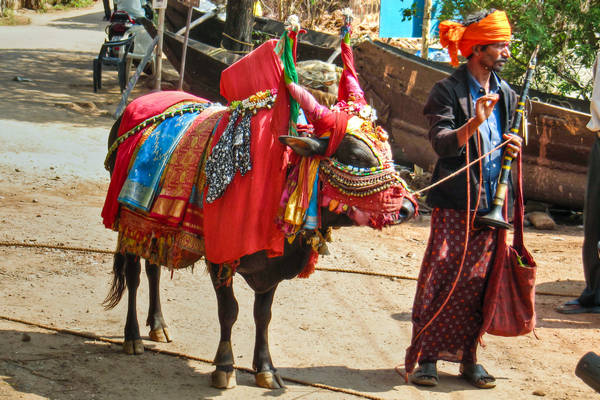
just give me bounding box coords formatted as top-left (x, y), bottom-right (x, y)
top-left (0, 3), bottom-right (598, 399)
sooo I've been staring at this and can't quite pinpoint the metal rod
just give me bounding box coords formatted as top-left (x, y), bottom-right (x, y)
top-left (154, 7), bottom-right (165, 91)
top-left (178, 5), bottom-right (194, 91)
top-left (175, 10), bottom-right (216, 36)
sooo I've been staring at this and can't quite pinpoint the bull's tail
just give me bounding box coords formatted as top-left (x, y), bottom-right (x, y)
top-left (103, 252), bottom-right (127, 310)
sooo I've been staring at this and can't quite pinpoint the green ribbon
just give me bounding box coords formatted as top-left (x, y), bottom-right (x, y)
top-left (278, 32), bottom-right (299, 136)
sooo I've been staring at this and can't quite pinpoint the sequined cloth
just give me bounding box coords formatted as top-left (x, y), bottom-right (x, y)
top-left (204, 108), bottom-right (252, 203)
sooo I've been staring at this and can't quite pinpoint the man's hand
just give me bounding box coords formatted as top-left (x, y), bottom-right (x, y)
top-left (503, 133), bottom-right (522, 158)
top-left (474, 93), bottom-right (500, 125)
top-left (457, 93), bottom-right (500, 146)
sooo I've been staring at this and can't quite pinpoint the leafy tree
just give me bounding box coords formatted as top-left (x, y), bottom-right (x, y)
top-left (435, 0), bottom-right (600, 100)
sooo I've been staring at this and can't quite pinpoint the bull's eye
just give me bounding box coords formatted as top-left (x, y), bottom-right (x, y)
top-left (334, 135), bottom-right (379, 168)
top-left (339, 150), bottom-right (374, 168)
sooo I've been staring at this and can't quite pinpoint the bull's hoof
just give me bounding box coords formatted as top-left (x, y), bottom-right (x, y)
top-left (123, 339), bottom-right (144, 355)
top-left (211, 369), bottom-right (236, 389)
top-left (255, 371), bottom-right (285, 389)
top-left (149, 327), bottom-right (172, 343)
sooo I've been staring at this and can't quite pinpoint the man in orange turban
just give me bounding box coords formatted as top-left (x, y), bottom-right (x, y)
top-left (438, 9), bottom-right (512, 67)
top-left (404, 9), bottom-right (523, 389)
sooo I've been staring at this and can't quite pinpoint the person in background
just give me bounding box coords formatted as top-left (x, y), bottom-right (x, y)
top-left (114, 0), bottom-right (150, 21)
top-left (556, 52), bottom-right (600, 314)
top-left (403, 9), bottom-right (522, 389)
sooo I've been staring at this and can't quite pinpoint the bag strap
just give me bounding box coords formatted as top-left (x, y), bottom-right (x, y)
top-left (513, 152), bottom-right (525, 250)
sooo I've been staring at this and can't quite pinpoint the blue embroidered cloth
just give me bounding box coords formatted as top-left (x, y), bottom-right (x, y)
top-left (118, 111), bottom-right (200, 212)
top-left (303, 169), bottom-right (319, 230)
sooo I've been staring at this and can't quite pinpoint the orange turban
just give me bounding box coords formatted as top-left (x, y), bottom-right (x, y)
top-left (438, 10), bottom-right (512, 66)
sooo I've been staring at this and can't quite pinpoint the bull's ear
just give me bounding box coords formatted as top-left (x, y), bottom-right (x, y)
top-left (279, 135), bottom-right (328, 157)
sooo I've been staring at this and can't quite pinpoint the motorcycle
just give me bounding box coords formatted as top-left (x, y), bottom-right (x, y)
top-left (105, 7), bottom-right (155, 75)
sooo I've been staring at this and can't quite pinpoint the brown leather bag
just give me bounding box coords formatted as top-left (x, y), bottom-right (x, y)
top-left (480, 153), bottom-right (537, 337)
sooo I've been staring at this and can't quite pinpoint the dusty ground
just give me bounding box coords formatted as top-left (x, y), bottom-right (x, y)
top-left (0, 3), bottom-right (599, 399)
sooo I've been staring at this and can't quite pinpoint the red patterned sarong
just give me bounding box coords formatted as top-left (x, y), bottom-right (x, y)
top-left (405, 208), bottom-right (498, 374)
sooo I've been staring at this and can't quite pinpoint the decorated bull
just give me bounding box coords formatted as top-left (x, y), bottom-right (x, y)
top-left (101, 14), bottom-right (417, 389)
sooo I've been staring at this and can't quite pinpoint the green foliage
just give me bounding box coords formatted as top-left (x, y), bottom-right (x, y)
top-left (435, 0), bottom-right (600, 100)
top-left (50, 0), bottom-right (93, 10)
top-left (0, 7), bottom-right (15, 23)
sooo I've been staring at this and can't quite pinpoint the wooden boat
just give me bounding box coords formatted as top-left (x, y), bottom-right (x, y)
top-left (146, 4), bottom-right (592, 210)
top-left (354, 40), bottom-right (593, 210)
top-left (141, 0), bottom-right (341, 102)
top-left (164, 0), bottom-right (341, 64)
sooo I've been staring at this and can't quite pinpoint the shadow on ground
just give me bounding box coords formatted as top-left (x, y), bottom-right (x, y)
top-left (279, 364), bottom-right (495, 395)
top-left (48, 10), bottom-right (109, 32)
top-left (0, 328), bottom-right (229, 399)
top-left (534, 281), bottom-right (600, 330)
top-left (0, 49), bottom-right (160, 126)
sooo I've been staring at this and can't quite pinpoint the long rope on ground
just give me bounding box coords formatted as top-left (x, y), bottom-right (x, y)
top-left (0, 314), bottom-right (386, 400)
top-left (0, 241), bottom-right (579, 297)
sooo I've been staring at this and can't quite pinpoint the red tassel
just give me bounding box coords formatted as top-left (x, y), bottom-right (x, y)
top-left (298, 249), bottom-right (318, 278)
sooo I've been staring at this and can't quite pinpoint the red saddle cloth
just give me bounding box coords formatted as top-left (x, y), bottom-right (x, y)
top-left (101, 91), bottom-right (207, 230)
top-left (202, 39), bottom-right (292, 264)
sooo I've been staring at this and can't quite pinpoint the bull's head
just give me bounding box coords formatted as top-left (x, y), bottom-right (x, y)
top-left (277, 27), bottom-right (417, 231)
top-left (279, 118), bottom-right (417, 229)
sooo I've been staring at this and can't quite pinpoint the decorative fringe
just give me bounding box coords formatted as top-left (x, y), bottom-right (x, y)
top-left (297, 228), bottom-right (332, 278)
top-left (215, 260), bottom-right (240, 288)
top-left (299, 249), bottom-right (318, 278)
top-left (116, 209), bottom-right (205, 270)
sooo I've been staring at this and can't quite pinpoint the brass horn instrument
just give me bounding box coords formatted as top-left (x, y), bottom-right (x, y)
top-left (477, 45), bottom-right (540, 229)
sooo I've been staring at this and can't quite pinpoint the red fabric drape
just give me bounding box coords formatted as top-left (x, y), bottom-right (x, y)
top-left (202, 40), bottom-right (292, 264)
top-left (337, 39), bottom-right (365, 105)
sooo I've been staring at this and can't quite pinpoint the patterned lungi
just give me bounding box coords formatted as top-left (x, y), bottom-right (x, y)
top-left (405, 208), bottom-right (498, 374)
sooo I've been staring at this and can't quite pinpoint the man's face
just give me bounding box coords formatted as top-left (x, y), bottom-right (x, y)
top-left (478, 42), bottom-right (511, 72)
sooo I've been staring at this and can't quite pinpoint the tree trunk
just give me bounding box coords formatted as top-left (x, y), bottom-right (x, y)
top-left (22, 0), bottom-right (43, 10)
top-left (222, 0), bottom-right (254, 54)
top-left (420, 0), bottom-right (432, 60)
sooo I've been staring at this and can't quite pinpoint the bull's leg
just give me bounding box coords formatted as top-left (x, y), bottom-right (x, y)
top-left (145, 261), bottom-right (171, 343)
top-left (123, 254), bottom-right (144, 355)
top-left (253, 286), bottom-right (285, 389)
top-left (210, 263), bottom-right (238, 389)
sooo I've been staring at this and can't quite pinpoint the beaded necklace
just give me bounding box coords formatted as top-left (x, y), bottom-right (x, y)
top-left (319, 115), bottom-right (408, 198)
top-left (320, 159), bottom-right (405, 198)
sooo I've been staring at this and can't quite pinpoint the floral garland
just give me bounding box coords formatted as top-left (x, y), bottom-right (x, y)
top-left (228, 89), bottom-right (278, 115)
top-left (331, 100), bottom-right (378, 123)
